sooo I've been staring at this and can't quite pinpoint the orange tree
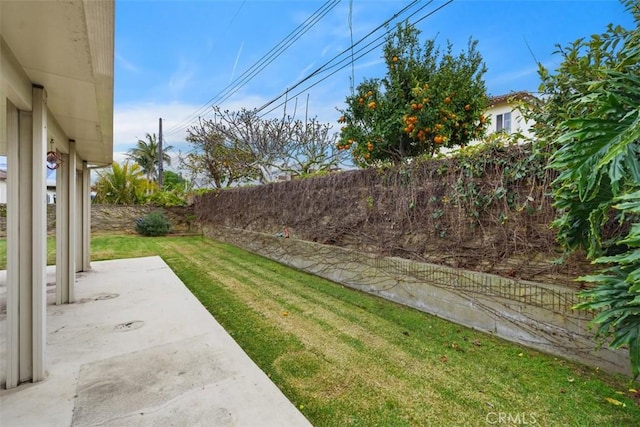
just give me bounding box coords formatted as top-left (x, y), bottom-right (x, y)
top-left (337, 22), bottom-right (488, 166)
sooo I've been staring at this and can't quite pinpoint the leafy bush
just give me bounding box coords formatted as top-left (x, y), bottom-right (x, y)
top-left (145, 189), bottom-right (187, 207)
top-left (93, 162), bottom-right (151, 205)
top-left (548, 1), bottom-right (640, 379)
top-left (135, 212), bottom-right (171, 236)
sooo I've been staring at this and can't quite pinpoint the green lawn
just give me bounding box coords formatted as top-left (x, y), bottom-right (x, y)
top-left (3, 234), bottom-right (640, 425)
top-left (0, 237), bottom-right (56, 268)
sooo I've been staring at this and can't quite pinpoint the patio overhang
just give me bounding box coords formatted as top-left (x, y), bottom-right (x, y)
top-left (1, 0), bottom-right (114, 164)
top-left (0, 0), bottom-right (115, 389)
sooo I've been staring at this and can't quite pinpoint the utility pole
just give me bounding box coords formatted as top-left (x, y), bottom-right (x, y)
top-left (158, 117), bottom-right (163, 188)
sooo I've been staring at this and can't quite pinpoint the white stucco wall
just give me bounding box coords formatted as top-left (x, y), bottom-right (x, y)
top-left (485, 102), bottom-right (534, 139)
top-left (0, 180), bottom-right (6, 203)
top-left (0, 180), bottom-right (56, 204)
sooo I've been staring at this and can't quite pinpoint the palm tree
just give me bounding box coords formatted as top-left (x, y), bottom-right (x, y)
top-left (93, 161), bottom-right (149, 204)
top-left (125, 133), bottom-right (173, 183)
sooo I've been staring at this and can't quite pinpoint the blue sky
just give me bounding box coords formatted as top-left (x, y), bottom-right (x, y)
top-left (113, 0), bottom-right (635, 162)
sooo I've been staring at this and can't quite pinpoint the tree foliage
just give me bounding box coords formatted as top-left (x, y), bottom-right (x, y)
top-left (526, 18), bottom-right (631, 155)
top-left (126, 133), bottom-right (173, 183)
top-left (547, 0), bottom-right (640, 379)
top-left (182, 117), bottom-right (260, 188)
top-left (162, 170), bottom-right (187, 191)
top-left (183, 106), bottom-right (344, 185)
top-left (93, 162), bottom-right (151, 205)
top-left (337, 22), bottom-right (488, 166)
top-left (282, 116), bottom-right (342, 176)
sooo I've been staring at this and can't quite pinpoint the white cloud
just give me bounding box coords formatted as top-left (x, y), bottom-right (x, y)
top-left (320, 45), bottom-right (333, 57)
top-left (114, 94), bottom-right (277, 153)
top-left (168, 59), bottom-right (196, 96)
top-left (114, 101), bottom-right (201, 153)
top-left (112, 151), bottom-right (129, 164)
top-left (115, 52), bottom-right (141, 74)
top-left (229, 41), bottom-right (245, 83)
top-left (485, 58), bottom-right (556, 96)
top-left (113, 89), bottom-right (349, 172)
top-left (292, 60), bottom-right (317, 84)
top-left (488, 65), bottom-right (538, 86)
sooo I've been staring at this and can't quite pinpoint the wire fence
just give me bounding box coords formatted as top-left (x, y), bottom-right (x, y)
top-left (205, 226), bottom-right (630, 376)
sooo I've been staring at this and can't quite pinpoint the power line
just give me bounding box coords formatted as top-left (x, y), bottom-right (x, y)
top-left (163, 0), bottom-right (340, 137)
top-left (166, 0), bottom-right (455, 142)
top-left (348, 0), bottom-right (354, 96)
top-left (256, 0), bottom-right (454, 117)
top-left (164, 1), bottom-right (250, 137)
top-left (254, 0), bottom-right (428, 115)
top-left (211, 0), bottom-right (339, 109)
top-left (260, 0), bottom-right (456, 116)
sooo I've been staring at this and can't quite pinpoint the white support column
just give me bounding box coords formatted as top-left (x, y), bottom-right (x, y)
top-left (6, 86), bottom-right (47, 388)
top-left (56, 150), bottom-right (70, 304)
top-left (17, 110), bottom-right (34, 383)
top-left (6, 99), bottom-right (20, 389)
top-left (67, 144), bottom-right (77, 286)
top-left (81, 161), bottom-right (92, 271)
top-left (31, 85), bottom-right (48, 382)
top-left (74, 163), bottom-right (82, 272)
top-left (0, 87), bottom-right (6, 154)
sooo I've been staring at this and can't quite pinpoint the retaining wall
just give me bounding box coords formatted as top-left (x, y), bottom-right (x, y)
top-left (205, 225), bottom-right (630, 377)
top-left (90, 205), bottom-right (196, 234)
top-left (0, 204), bottom-right (196, 236)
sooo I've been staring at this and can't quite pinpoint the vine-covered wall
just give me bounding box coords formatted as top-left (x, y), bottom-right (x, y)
top-left (195, 143), bottom-right (591, 286)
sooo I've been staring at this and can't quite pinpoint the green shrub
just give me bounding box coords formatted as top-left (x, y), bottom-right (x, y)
top-left (135, 212), bottom-right (171, 236)
top-left (145, 189), bottom-right (187, 207)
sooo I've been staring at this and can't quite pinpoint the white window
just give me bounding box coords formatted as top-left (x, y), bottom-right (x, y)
top-left (496, 112), bottom-right (511, 133)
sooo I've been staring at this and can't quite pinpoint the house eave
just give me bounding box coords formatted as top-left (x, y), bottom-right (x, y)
top-left (0, 0), bottom-right (114, 164)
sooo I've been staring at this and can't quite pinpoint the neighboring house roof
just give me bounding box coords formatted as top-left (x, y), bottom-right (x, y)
top-left (489, 91), bottom-right (537, 106)
top-left (0, 170), bottom-right (6, 180)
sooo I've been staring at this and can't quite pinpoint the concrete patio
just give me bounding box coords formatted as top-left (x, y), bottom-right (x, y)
top-left (0, 256), bottom-right (311, 426)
